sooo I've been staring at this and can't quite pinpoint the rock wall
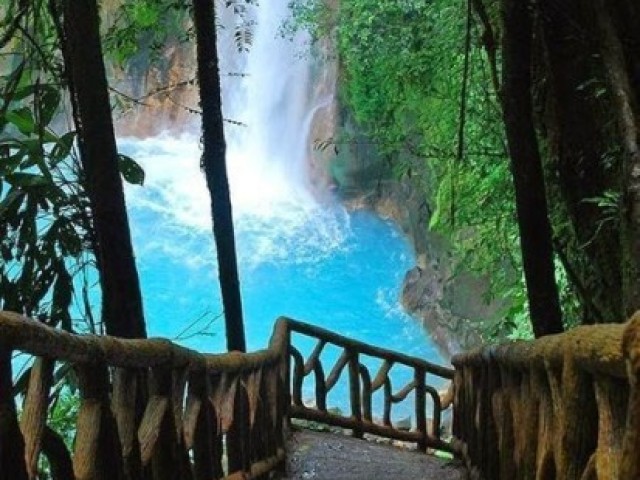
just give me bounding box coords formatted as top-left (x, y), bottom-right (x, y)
top-left (323, 108), bottom-right (505, 358)
top-left (112, 41), bottom-right (200, 138)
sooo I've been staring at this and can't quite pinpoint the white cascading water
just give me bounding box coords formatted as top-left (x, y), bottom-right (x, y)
top-left (224, 2), bottom-right (313, 207)
top-left (123, 1), bottom-right (346, 267)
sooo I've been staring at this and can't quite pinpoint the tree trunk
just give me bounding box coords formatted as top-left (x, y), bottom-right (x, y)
top-left (501, 0), bottom-right (564, 337)
top-left (537, 0), bottom-right (623, 323)
top-left (594, 0), bottom-right (640, 317)
top-left (192, 0), bottom-right (246, 352)
top-left (59, 0), bottom-right (146, 339)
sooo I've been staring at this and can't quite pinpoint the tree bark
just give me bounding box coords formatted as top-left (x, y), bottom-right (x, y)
top-left (537, 0), bottom-right (623, 323)
top-left (501, 0), bottom-right (564, 337)
top-left (192, 0), bottom-right (246, 352)
top-left (594, 0), bottom-right (640, 317)
top-left (59, 0), bottom-right (146, 339)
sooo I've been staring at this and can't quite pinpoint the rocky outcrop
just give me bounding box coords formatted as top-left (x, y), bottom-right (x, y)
top-left (112, 41), bottom-right (199, 138)
top-left (402, 265), bottom-right (483, 357)
top-left (324, 111), bottom-right (504, 358)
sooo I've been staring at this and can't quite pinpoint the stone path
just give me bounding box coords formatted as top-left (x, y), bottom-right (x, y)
top-left (285, 430), bottom-right (467, 480)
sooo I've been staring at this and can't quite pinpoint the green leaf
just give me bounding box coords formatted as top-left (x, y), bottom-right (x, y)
top-left (0, 148), bottom-right (24, 175)
top-left (12, 85), bottom-right (36, 101)
top-left (51, 131), bottom-right (76, 164)
top-left (57, 218), bottom-right (83, 257)
top-left (37, 84), bottom-right (61, 126)
top-left (5, 172), bottom-right (51, 187)
top-left (5, 107), bottom-right (36, 135)
top-left (118, 154), bottom-right (145, 185)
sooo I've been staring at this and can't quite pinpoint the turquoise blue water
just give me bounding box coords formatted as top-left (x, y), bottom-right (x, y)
top-left (132, 207), bottom-right (437, 357)
top-left (120, 136), bottom-right (446, 421)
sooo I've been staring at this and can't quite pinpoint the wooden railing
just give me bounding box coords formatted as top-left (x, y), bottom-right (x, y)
top-left (0, 311), bottom-right (288, 480)
top-left (285, 317), bottom-right (455, 453)
top-left (0, 311), bottom-right (456, 479)
top-left (452, 312), bottom-right (640, 480)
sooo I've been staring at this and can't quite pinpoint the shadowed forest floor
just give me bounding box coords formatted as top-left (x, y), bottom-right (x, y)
top-left (285, 430), bottom-right (467, 479)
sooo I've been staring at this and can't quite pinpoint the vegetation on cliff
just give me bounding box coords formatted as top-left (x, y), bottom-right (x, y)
top-left (288, 0), bottom-right (640, 340)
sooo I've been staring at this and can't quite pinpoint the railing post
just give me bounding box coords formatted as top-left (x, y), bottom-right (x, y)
top-left (112, 367), bottom-right (144, 479)
top-left (73, 362), bottom-right (124, 480)
top-left (0, 347), bottom-right (27, 480)
top-left (284, 324), bottom-right (292, 430)
top-left (415, 367), bottom-right (427, 452)
top-left (557, 358), bottom-right (598, 479)
top-left (483, 357), bottom-right (500, 480)
top-left (186, 370), bottom-right (222, 480)
top-left (622, 315), bottom-right (640, 480)
top-left (348, 349), bottom-right (363, 438)
top-left (20, 358), bottom-right (54, 479)
top-left (227, 376), bottom-right (251, 474)
top-left (138, 365), bottom-right (185, 480)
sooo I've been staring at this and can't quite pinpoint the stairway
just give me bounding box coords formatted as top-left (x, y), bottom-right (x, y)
top-left (285, 430), bottom-right (466, 480)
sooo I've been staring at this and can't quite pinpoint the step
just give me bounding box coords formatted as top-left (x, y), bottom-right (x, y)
top-left (284, 430), bottom-right (467, 480)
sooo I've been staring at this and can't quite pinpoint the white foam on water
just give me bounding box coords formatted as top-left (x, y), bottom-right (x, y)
top-left (121, 2), bottom-right (347, 271)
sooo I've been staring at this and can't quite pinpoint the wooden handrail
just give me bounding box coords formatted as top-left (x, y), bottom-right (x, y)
top-left (283, 317), bottom-right (455, 379)
top-left (0, 311), bottom-right (290, 480)
top-left (452, 315), bottom-right (640, 479)
top-left (283, 316), bottom-right (456, 453)
top-left (9, 308), bottom-right (640, 478)
top-left (0, 310), bottom-right (457, 479)
top-left (0, 311), bottom-right (288, 371)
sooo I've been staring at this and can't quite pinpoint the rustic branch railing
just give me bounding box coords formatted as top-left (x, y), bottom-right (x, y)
top-left (452, 312), bottom-right (640, 480)
top-left (0, 311), bottom-right (288, 480)
top-left (0, 311), bottom-right (457, 479)
top-left (284, 317), bottom-right (455, 453)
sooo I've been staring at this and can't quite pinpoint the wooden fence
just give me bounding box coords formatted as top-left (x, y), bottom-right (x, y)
top-left (285, 317), bottom-right (455, 453)
top-left (452, 312), bottom-right (640, 480)
top-left (0, 311), bottom-right (288, 480)
top-left (0, 311), bottom-right (455, 479)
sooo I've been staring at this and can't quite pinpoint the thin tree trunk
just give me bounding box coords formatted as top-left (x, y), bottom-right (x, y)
top-left (471, 0), bottom-right (501, 100)
top-left (58, 0), bottom-right (146, 339)
top-left (501, 0), bottom-right (564, 337)
top-left (192, 0), bottom-right (246, 352)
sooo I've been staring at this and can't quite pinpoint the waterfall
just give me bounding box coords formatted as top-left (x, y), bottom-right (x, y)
top-left (122, 2), bottom-right (346, 268)
top-left (222, 2), bottom-right (315, 215)
top-left (117, 4), bottom-right (444, 393)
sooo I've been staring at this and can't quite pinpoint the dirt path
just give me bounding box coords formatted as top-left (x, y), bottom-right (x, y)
top-left (285, 430), bottom-right (467, 480)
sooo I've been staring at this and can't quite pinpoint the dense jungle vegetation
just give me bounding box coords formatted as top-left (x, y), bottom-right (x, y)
top-left (288, 0), bottom-right (640, 339)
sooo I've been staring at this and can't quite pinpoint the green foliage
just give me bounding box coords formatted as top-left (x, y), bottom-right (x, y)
top-left (283, 0), bottom-right (335, 42)
top-left (47, 385), bottom-right (79, 449)
top-left (0, 0), bottom-right (146, 332)
top-left (289, 0), bottom-right (536, 339)
top-left (289, 0), bottom-right (586, 339)
top-left (118, 153), bottom-right (145, 186)
top-left (103, 1), bottom-right (193, 67)
top-left (0, 0), bottom-right (92, 329)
